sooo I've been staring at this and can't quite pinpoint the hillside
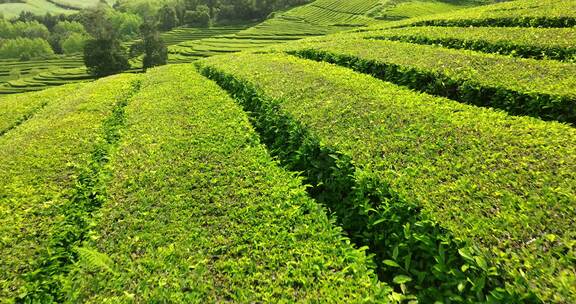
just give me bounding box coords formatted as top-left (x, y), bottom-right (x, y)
top-left (167, 0), bottom-right (482, 61)
top-left (0, 0), bottom-right (484, 94)
top-left (0, 0), bottom-right (115, 18)
top-left (1, 0), bottom-right (575, 303)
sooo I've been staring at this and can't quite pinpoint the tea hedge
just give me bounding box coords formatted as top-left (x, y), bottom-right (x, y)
top-left (198, 53), bottom-right (576, 303)
top-left (62, 64), bottom-right (392, 303)
top-left (282, 37), bottom-right (576, 124)
top-left (0, 83), bottom-right (85, 136)
top-left (0, 74), bottom-right (141, 302)
top-left (372, 0), bottom-right (576, 28)
top-left (368, 26), bottom-right (576, 62)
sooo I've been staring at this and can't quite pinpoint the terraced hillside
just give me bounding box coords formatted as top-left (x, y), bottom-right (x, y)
top-left (0, 26), bottom-right (248, 95)
top-left (168, 0), bottom-right (480, 61)
top-left (1, 0), bottom-right (484, 95)
top-left (167, 0), bottom-right (382, 61)
top-left (156, 25), bottom-right (252, 64)
top-left (0, 0), bottom-right (113, 18)
top-left (0, 55), bottom-right (92, 94)
top-left (1, 0), bottom-right (575, 303)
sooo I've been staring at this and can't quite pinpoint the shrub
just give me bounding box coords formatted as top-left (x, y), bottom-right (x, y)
top-left (83, 38), bottom-right (130, 77)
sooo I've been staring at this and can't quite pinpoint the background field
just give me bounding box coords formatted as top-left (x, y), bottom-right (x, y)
top-left (1, 0), bottom-right (487, 94)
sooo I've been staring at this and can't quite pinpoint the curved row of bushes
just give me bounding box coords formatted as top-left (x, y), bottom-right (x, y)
top-left (198, 52), bottom-right (576, 303)
top-left (367, 26), bottom-right (576, 62)
top-left (61, 65), bottom-right (391, 303)
top-left (282, 37), bottom-right (576, 124)
top-left (0, 75), bottom-right (141, 301)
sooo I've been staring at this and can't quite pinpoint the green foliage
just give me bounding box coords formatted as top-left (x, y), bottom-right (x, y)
top-left (79, 6), bottom-right (115, 40)
top-left (52, 20), bottom-right (86, 36)
top-left (198, 52), bottom-right (576, 303)
top-left (61, 32), bottom-right (88, 54)
top-left (184, 6), bottom-right (210, 27)
top-left (114, 0), bottom-right (182, 19)
top-left (157, 3), bottom-right (179, 30)
top-left (367, 26), bottom-right (576, 62)
top-left (0, 37), bottom-right (54, 59)
top-left (74, 247), bottom-right (117, 275)
top-left (0, 84), bottom-right (80, 135)
top-left (108, 10), bottom-right (143, 39)
top-left (0, 19), bottom-right (50, 39)
top-left (373, 0), bottom-right (479, 21)
top-left (63, 64), bottom-right (391, 302)
top-left (83, 38), bottom-right (130, 77)
top-left (49, 20), bottom-right (88, 54)
top-left (283, 36), bottom-right (576, 124)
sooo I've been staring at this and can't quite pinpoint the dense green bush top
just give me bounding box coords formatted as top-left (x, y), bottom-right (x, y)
top-left (367, 26), bottom-right (576, 61)
top-left (0, 83), bottom-right (83, 135)
top-left (198, 53), bottom-right (576, 302)
top-left (365, 0), bottom-right (576, 28)
top-left (0, 74), bottom-right (140, 301)
top-left (281, 36), bottom-right (576, 123)
top-left (285, 36), bottom-right (576, 99)
top-left (63, 64), bottom-right (390, 303)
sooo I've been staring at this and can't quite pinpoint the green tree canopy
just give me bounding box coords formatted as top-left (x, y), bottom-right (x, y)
top-left (83, 38), bottom-right (130, 77)
top-left (0, 20), bottom-right (50, 39)
top-left (140, 21), bottom-right (168, 70)
top-left (158, 4), bottom-right (179, 30)
top-left (82, 7), bottom-right (131, 77)
top-left (0, 37), bottom-right (54, 60)
top-left (62, 32), bottom-right (89, 54)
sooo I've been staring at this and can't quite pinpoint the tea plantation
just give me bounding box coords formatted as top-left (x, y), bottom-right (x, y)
top-left (0, 0), bottom-right (574, 303)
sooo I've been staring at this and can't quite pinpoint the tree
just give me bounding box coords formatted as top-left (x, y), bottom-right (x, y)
top-left (158, 4), bottom-right (178, 31)
top-left (50, 20), bottom-right (88, 53)
top-left (109, 11), bottom-right (142, 39)
top-left (0, 21), bottom-right (50, 39)
top-left (0, 38), bottom-right (54, 60)
top-left (206, 0), bottom-right (217, 19)
top-left (62, 32), bottom-right (88, 54)
top-left (83, 38), bottom-right (130, 77)
top-left (82, 7), bottom-right (130, 77)
top-left (140, 22), bottom-right (167, 71)
top-left (13, 11), bottom-right (36, 23)
top-left (80, 6), bottom-right (114, 40)
top-left (185, 5), bottom-right (210, 27)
